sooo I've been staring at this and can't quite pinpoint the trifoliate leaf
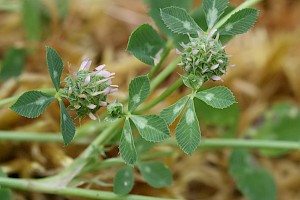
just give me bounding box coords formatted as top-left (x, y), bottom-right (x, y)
top-left (161, 6), bottom-right (202, 34)
top-left (0, 48), bottom-right (26, 81)
top-left (176, 99), bottom-right (200, 155)
top-left (219, 8), bottom-right (259, 36)
top-left (23, 0), bottom-right (42, 41)
top-left (127, 24), bottom-right (166, 66)
top-left (160, 96), bottom-right (189, 125)
top-left (59, 100), bottom-right (76, 146)
top-left (120, 119), bottom-right (137, 165)
top-left (10, 91), bottom-right (55, 118)
top-left (195, 86), bottom-right (235, 109)
top-left (113, 166), bottom-right (134, 195)
top-left (229, 149), bottom-right (277, 200)
top-left (130, 115), bottom-right (170, 142)
top-left (46, 47), bottom-right (64, 91)
top-left (135, 135), bottom-right (154, 154)
top-left (128, 75), bottom-right (150, 112)
top-left (137, 161), bottom-right (172, 188)
top-left (203, 0), bottom-right (228, 29)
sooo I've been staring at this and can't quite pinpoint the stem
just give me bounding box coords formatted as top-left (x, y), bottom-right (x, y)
top-left (0, 177), bottom-right (177, 200)
top-left (148, 42), bottom-right (172, 79)
top-left (163, 138), bottom-right (300, 151)
top-left (136, 78), bottom-right (183, 113)
top-left (0, 88), bottom-right (57, 107)
top-left (150, 57), bottom-right (180, 92)
top-left (213, 0), bottom-right (262, 30)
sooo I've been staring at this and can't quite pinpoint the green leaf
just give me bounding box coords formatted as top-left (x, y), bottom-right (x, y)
top-left (113, 166), bottom-right (134, 195)
top-left (135, 135), bottom-right (154, 154)
top-left (176, 99), bottom-right (200, 155)
top-left (137, 161), bottom-right (172, 188)
top-left (130, 115), bottom-right (170, 142)
top-left (23, 0), bottom-right (42, 41)
top-left (10, 91), bottom-right (55, 118)
top-left (120, 119), bottom-right (137, 165)
top-left (191, 5), bottom-right (208, 31)
top-left (127, 24), bottom-right (166, 66)
top-left (147, 0), bottom-right (191, 49)
top-left (203, 0), bottom-right (228, 29)
top-left (0, 170), bottom-right (12, 200)
top-left (160, 96), bottom-right (189, 125)
top-left (161, 6), bottom-right (202, 34)
top-left (59, 100), bottom-right (76, 146)
top-left (46, 47), bottom-right (64, 91)
top-left (145, 0), bottom-right (193, 10)
top-left (195, 86), bottom-right (235, 109)
top-left (229, 149), bottom-right (277, 200)
top-left (254, 103), bottom-right (300, 157)
top-left (128, 75), bottom-right (150, 112)
top-left (0, 48), bottom-right (26, 81)
top-left (194, 98), bottom-right (239, 138)
top-left (219, 8), bottom-right (259, 36)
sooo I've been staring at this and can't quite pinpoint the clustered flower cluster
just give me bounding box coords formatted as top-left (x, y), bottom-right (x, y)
top-left (177, 29), bottom-right (233, 87)
top-left (62, 60), bottom-right (118, 120)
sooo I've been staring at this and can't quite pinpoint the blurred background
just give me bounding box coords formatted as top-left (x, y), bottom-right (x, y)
top-left (0, 0), bottom-right (300, 199)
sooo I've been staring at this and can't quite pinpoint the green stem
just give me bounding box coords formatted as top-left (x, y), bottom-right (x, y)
top-left (163, 138), bottom-right (300, 151)
top-left (0, 88), bottom-right (56, 107)
top-left (213, 0), bottom-right (262, 30)
top-left (150, 57), bottom-right (180, 92)
top-left (136, 78), bottom-right (183, 113)
top-left (0, 177), bottom-right (177, 200)
top-left (148, 42), bottom-right (172, 79)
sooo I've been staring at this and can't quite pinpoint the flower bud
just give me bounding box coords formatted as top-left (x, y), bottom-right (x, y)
top-left (61, 60), bottom-right (117, 120)
top-left (179, 30), bottom-right (230, 86)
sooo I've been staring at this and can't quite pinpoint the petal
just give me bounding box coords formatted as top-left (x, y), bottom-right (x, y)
top-left (79, 59), bottom-right (92, 71)
top-left (202, 67), bottom-right (208, 73)
top-left (175, 49), bottom-right (182, 55)
top-left (207, 54), bottom-right (212, 63)
top-left (99, 101), bottom-right (107, 106)
top-left (192, 49), bottom-right (199, 55)
top-left (82, 75), bottom-right (91, 86)
top-left (185, 65), bottom-right (191, 71)
top-left (210, 64), bottom-right (219, 70)
top-left (87, 104), bottom-right (97, 109)
top-left (208, 29), bottom-right (217, 40)
top-left (74, 105), bottom-right (81, 109)
top-left (97, 70), bottom-right (112, 77)
top-left (197, 31), bottom-right (202, 38)
top-left (218, 59), bottom-right (224, 64)
top-left (96, 64), bottom-right (106, 71)
top-left (211, 75), bottom-right (223, 81)
top-left (88, 113), bottom-right (97, 120)
top-left (78, 94), bottom-right (87, 98)
top-left (109, 88), bottom-right (118, 93)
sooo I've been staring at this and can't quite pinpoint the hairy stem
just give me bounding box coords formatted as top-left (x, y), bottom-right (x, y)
top-left (148, 41), bottom-right (172, 79)
top-left (163, 138), bottom-right (300, 151)
top-left (136, 78), bottom-right (183, 113)
top-left (0, 177), bottom-right (177, 200)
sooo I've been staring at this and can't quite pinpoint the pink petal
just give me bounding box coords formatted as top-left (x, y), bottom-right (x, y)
top-left (99, 101), bottom-right (107, 106)
top-left (175, 49), bottom-right (182, 55)
top-left (180, 42), bottom-right (187, 49)
top-left (178, 63), bottom-right (184, 66)
top-left (218, 59), bottom-right (223, 64)
top-left (210, 50), bottom-right (217, 55)
top-left (185, 65), bottom-right (191, 71)
top-left (202, 67), bottom-right (208, 73)
top-left (96, 64), bottom-right (106, 71)
top-left (220, 69), bottom-right (226, 73)
top-left (192, 49), bottom-right (199, 55)
top-left (87, 104), bottom-right (96, 109)
top-left (195, 60), bottom-right (200, 65)
top-left (79, 59), bottom-right (92, 71)
top-left (78, 94), bottom-right (87, 98)
top-left (211, 75), bottom-right (223, 81)
top-left (208, 29), bottom-right (217, 40)
top-left (82, 75), bottom-right (90, 86)
top-left (210, 64), bottom-right (219, 70)
top-left (207, 54), bottom-right (212, 62)
top-left (67, 88), bottom-right (72, 95)
top-left (97, 70), bottom-right (111, 77)
top-left (210, 41), bottom-right (214, 47)
top-left (109, 88), bottom-right (118, 93)
top-left (88, 113), bottom-right (97, 120)
top-left (186, 57), bottom-right (192, 61)
top-left (74, 105), bottom-right (81, 109)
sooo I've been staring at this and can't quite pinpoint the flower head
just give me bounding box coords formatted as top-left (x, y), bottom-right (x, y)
top-left (62, 60), bottom-right (117, 120)
top-left (178, 29), bottom-right (231, 88)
